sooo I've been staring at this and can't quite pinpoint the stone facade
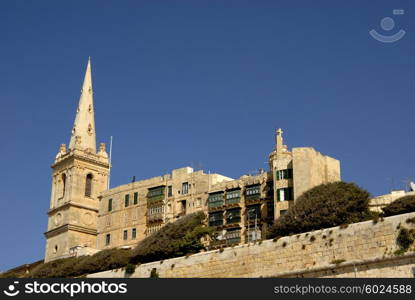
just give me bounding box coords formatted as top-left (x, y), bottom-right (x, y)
top-left (97, 167), bottom-right (232, 250)
top-left (88, 212), bottom-right (415, 278)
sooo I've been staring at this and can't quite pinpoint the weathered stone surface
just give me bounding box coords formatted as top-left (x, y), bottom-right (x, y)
top-left (88, 212), bottom-right (415, 278)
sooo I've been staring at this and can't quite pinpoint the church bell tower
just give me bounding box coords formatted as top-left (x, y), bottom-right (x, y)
top-left (44, 58), bottom-right (109, 262)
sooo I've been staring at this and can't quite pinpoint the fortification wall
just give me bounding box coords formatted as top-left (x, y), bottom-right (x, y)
top-left (88, 212), bottom-right (415, 278)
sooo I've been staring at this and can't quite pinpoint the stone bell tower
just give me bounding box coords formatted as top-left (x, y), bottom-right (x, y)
top-left (44, 58), bottom-right (109, 262)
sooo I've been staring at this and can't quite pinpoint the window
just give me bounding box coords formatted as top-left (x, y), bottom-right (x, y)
top-left (246, 185), bottom-right (260, 196)
top-left (276, 169), bottom-right (293, 181)
top-left (123, 230), bottom-right (128, 240)
top-left (148, 206), bottom-right (164, 215)
top-left (245, 185), bottom-right (260, 200)
top-left (147, 186), bottom-right (165, 201)
top-left (208, 192), bottom-right (224, 208)
top-left (108, 199), bottom-right (113, 212)
top-left (125, 194), bottom-right (130, 207)
top-left (168, 185), bottom-right (172, 197)
top-left (226, 208), bottom-right (241, 224)
top-left (247, 205), bottom-right (261, 220)
top-left (225, 189), bottom-right (240, 204)
top-left (182, 182), bottom-right (189, 195)
top-left (105, 234), bottom-right (111, 246)
top-left (277, 188), bottom-right (293, 201)
top-left (209, 212), bottom-right (224, 227)
top-left (226, 228), bottom-right (241, 244)
top-left (85, 174), bottom-right (93, 197)
top-left (132, 228), bottom-right (137, 239)
top-left (280, 209), bottom-right (288, 216)
top-left (133, 192), bottom-right (138, 205)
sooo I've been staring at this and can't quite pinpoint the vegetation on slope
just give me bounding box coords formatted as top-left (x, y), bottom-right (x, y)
top-left (19, 212), bottom-right (210, 278)
top-left (382, 195), bottom-right (415, 217)
top-left (267, 181), bottom-right (373, 238)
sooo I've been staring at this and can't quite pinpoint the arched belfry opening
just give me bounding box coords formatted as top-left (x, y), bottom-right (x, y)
top-left (61, 173), bottom-right (66, 198)
top-left (85, 173), bottom-right (93, 197)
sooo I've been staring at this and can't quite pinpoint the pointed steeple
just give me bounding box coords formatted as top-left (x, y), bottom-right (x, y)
top-left (68, 57), bottom-right (96, 152)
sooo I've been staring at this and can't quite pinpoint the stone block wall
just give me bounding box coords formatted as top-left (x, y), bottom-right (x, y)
top-left (88, 212), bottom-right (415, 278)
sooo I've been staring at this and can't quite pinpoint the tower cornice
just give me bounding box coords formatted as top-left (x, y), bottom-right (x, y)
top-left (51, 149), bottom-right (109, 169)
top-left (47, 201), bottom-right (99, 216)
top-left (44, 224), bottom-right (98, 239)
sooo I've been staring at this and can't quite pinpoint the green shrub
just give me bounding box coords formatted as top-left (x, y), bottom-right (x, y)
top-left (382, 195), bottom-right (415, 217)
top-left (331, 259), bottom-right (346, 265)
top-left (130, 212), bottom-right (212, 264)
top-left (28, 212), bottom-right (211, 278)
top-left (150, 268), bottom-right (159, 278)
top-left (125, 263), bottom-right (136, 275)
top-left (29, 248), bottom-right (132, 278)
top-left (267, 182), bottom-right (372, 238)
top-left (396, 228), bottom-right (414, 252)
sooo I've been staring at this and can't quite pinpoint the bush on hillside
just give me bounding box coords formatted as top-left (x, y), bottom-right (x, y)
top-left (29, 248), bottom-right (132, 278)
top-left (267, 182), bottom-right (372, 238)
top-left (382, 195), bottom-right (415, 217)
top-left (130, 211), bottom-right (212, 264)
top-left (28, 212), bottom-right (211, 278)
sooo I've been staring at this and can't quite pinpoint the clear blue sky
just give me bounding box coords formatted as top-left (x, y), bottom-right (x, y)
top-left (0, 0), bottom-right (414, 271)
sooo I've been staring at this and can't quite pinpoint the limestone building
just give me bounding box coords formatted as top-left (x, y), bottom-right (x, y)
top-left (44, 60), bottom-right (341, 262)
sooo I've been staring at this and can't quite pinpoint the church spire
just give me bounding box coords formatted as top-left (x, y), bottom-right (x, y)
top-left (68, 57), bottom-right (96, 152)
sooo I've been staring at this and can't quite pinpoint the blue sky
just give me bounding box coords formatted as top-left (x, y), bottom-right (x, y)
top-left (0, 1), bottom-right (414, 271)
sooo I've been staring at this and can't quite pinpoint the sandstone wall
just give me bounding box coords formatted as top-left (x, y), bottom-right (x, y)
top-left (292, 147), bottom-right (340, 201)
top-left (88, 212), bottom-right (415, 278)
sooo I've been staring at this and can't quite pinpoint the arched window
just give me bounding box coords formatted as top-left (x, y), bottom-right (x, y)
top-left (85, 173), bottom-right (93, 197)
top-left (61, 173), bottom-right (66, 198)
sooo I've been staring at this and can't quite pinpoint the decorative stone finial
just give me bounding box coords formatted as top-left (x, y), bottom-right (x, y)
top-left (60, 144), bottom-right (67, 154)
top-left (98, 143), bottom-right (108, 158)
top-left (55, 144), bottom-right (67, 160)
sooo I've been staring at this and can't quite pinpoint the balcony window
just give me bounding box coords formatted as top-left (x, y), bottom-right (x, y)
top-left (277, 187), bottom-right (293, 201)
top-left (245, 185), bottom-right (260, 200)
top-left (225, 189), bottom-right (240, 205)
top-left (225, 228), bottom-right (241, 244)
top-left (247, 205), bottom-right (261, 220)
top-left (208, 192), bottom-right (224, 208)
top-left (147, 186), bottom-right (166, 203)
top-left (276, 169), bottom-right (293, 181)
top-left (208, 211), bottom-right (223, 227)
top-left (246, 228), bottom-right (261, 242)
top-left (226, 208), bottom-right (241, 224)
